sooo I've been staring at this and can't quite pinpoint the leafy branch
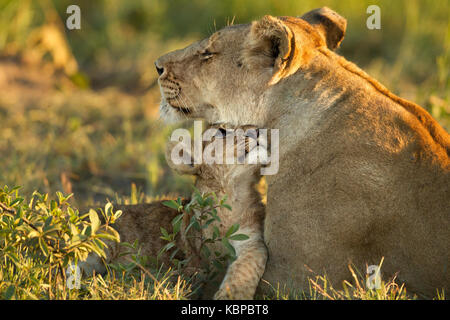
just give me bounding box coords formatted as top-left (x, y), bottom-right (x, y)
top-left (160, 188), bottom-right (249, 291)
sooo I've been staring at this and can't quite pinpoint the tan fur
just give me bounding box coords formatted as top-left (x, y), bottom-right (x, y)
top-left (165, 125), bottom-right (267, 300)
top-left (78, 202), bottom-right (190, 275)
top-left (156, 7), bottom-right (450, 297)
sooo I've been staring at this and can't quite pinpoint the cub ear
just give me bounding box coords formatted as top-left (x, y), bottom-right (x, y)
top-left (244, 15), bottom-right (298, 85)
top-left (165, 141), bottom-right (200, 175)
top-left (300, 7), bottom-right (347, 50)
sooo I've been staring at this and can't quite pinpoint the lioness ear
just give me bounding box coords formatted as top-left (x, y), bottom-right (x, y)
top-left (244, 15), bottom-right (298, 85)
top-left (300, 7), bottom-right (347, 50)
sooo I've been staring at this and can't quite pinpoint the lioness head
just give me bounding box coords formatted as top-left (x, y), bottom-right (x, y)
top-left (156, 7), bottom-right (346, 126)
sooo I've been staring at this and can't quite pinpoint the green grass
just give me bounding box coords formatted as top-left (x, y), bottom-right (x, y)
top-left (0, 0), bottom-right (449, 299)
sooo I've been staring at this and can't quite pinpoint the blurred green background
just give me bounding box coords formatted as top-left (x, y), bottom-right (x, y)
top-left (0, 0), bottom-right (449, 208)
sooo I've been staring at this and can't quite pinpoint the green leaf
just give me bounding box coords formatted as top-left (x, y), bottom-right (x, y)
top-left (43, 216), bottom-right (53, 232)
top-left (185, 215), bottom-right (200, 235)
top-left (184, 201), bottom-right (193, 213)
top-left (221, 204), bottom-right (232, 211)
top-left (89, 209), bottom-right (100, 234)
top-left (106, 226), bottom-right (120, 242)
top-left (160, 227), bottom-right (170, 239)
top-left (56, 191), bottom-right (72, 205)
top-left (212, 226), bottom-right (220, 240)
top-left (84, 226), bottom-right (92, 237)
top-left (28, 230), bottom-right (41, 238)
top-left (94, 238), bottom-right (106, 250)
top-left (222, 238), bottom-right (236, 256)
top-left (113, 209), bottom-right (122, 221)
top-left (229, 234), bottom-right (250, 241)
top-left (70, 223), bottom-right (79, 236)
top-left (204, 196), bottom-right (213, 207)
top-left (97, 233), bottom-right (120, 242)
top-left (171, 213), bottom-right (183, 225)
top-left (104, 202), bottom-right (114, 217)
top-left (163, 200), bottom-right (181, 211)
top-left (172, 215), bottom-right (182, 234)
top-left (39, 237), bottom-right (49, 257)
top-left (220, 194), bottom-right (227, 203)
top-left (204, 218), bottom-right (216, 228)
top-left (212, 259), bottom-right (225, 271)
top-left (50, 199), bottom-right (58, 212)
top-left (4, 285), bottom-right (15, 300)
top-left (84, 242), bottom-right (105, 259)
top-left (225, 223), bottom-right (240, 238)
top-left (10, 197), bottom-right (24, 207)
top-left (6, 252), bottom-right (19, 264)
top-left (170, 248), bottom-right (180, 260)
top-left (10, 186), bottom-right (21, 193)
top-left (56, 191), bottom-right (64, 204)
top-left (195, 195), bottom-right (205, 207)
top-left (162, 241), bottom-right (175, 252)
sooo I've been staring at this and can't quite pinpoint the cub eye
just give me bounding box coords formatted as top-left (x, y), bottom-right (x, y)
top-left (200, 49), bottom-right (214, 60)
top-left (215, 127), bottom-right (227, 138)
top-left (245, 129), bottom-right (259, 140)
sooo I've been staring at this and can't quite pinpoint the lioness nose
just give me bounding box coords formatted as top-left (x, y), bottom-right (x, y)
top-left (154, 62), bottom-right (164, 76)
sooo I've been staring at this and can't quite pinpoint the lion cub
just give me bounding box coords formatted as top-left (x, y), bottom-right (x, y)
top-left (166, 125), bottom-right (268, 300)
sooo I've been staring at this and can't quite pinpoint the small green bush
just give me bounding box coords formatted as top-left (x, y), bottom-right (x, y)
top-left (0, 185), bottom-right (121, 299)
top-left (161, 189), bottom-right (249, 294)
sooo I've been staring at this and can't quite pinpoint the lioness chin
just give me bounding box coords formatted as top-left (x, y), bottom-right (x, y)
top-left (156, 7), bottom-right (450, 297)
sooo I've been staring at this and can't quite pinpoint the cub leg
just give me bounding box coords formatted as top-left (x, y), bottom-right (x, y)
top-left (214, 234), bottom-right (267, 300)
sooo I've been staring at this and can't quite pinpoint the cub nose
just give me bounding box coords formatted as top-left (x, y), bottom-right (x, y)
top-left (154, 62), bottom-right (164, 76)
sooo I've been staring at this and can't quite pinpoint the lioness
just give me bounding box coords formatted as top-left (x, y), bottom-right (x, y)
top-left (156, 7), bottom-right (450, 297)
top-left (166, 125), bottom-right (267, 299)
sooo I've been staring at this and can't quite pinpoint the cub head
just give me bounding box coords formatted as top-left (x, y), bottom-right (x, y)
top-left (165, 125), bottom-right (268, 188)
top-left (156, 7), bottom-right (346, 126)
